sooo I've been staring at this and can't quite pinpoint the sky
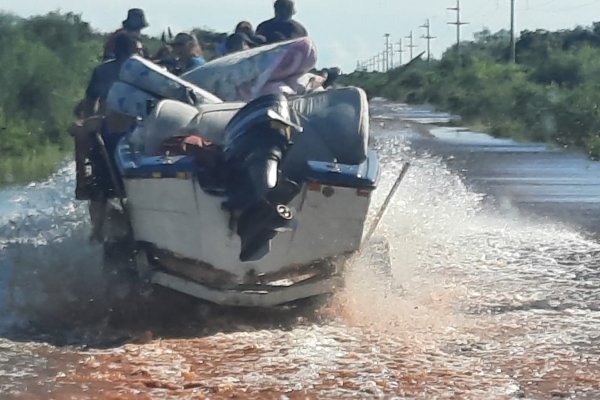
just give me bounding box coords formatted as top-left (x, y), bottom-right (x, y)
top-left (2, 0), bottom-right (600, 71)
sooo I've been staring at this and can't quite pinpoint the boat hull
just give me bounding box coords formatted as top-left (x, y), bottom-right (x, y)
top-left (107, 85), bottom-right (377, 307)
top-left (114, 148), bottom-right (378, 306)
top-left (125, 175), bottom-right (370, 279)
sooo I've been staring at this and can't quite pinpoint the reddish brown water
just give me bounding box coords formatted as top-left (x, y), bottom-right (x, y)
top-left (2, 105), bottom-right (600, 399)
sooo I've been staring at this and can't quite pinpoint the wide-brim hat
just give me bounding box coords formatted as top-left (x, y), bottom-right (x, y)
top-left (123, 8), bottom-right (149, 30)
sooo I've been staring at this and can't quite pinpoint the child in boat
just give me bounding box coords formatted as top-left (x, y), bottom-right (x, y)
top-left (169, 32), bottom-right (206, 75)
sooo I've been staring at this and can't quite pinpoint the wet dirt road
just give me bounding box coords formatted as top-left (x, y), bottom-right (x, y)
top-left (1, 101), bottom-right (599, 399)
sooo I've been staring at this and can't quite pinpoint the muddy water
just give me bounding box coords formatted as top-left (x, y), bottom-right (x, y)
top-left (1, 101), bottom-right (600, 399)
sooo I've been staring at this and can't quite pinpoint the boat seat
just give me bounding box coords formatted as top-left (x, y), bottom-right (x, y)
top-left (186, 103), bottom-right (246, 145)
top-left (282, 86), bottom-right (369, 177)
top-left (130, 100), bottom-right (246, 155)
top-left (130, 99), bottom-right (200, 155)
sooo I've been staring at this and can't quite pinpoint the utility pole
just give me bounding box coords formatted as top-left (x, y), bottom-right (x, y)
top-left (447, 0), bottom-right (468, 60)
top-left (420, 18), bottom-right (436, 63)
top-left (405, 31), bottom-right (417, 60)
top-left (384, 33), bottom-right (391, 71)
top-left (510, 0), bottom-right (516, 63)
top-left (381, 51), bottom-right (387, 71)
top-left (388, 42), bottom-right (394, 69)
top-left (395, 39), bottom-right (405, 66)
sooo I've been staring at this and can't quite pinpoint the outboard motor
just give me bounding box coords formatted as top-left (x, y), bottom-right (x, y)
top-left (222, 94), bottom-right (303, 262)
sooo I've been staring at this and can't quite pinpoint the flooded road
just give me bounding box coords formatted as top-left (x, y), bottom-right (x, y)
top-left (1, 100), bottom-right (600, 399)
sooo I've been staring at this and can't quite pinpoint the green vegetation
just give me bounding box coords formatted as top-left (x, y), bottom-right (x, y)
top-left (4, 12), bottom-right (600, 187)
top-left (0, 11), bottom-right (224, 185)
top-left (0, 145), bottom-right (66, 184)
top-left (342, 25), bottom-right (600, 159)
top-left (0, 11), bottom-right (103, 184)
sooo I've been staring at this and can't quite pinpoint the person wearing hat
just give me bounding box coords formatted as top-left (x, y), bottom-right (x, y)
top-left (103, 8), bottom-right (150, 61)
top-left (256, 0), bottom-right (308, 44)
top-left (170, 31), bottom-right (206, 75)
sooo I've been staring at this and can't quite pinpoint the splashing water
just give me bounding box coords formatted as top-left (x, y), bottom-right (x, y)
top-left (1, 103), bottom-right (599, 399)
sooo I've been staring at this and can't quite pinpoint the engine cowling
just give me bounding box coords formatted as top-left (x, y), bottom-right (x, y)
top-left (222, 94), bottom-right (302, 261)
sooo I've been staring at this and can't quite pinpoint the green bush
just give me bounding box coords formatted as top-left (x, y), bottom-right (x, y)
top-left (0, 11), bottom-right (103, 184)
top-left (587, 134), bottom-right (600, 160)
top-left (344, 24), bottom-right (600, 159)
top-left (0, 11), bottom-right (222, 185)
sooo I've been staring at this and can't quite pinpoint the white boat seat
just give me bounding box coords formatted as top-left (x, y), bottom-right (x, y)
top-left (130, 100), bottom-right (246, 155)
top-left (186, 103), bottom-right (245, 145)
top-left (283, 87), bottom-right (369, 176)
top-left (130, 99), bottom-right (200, 155)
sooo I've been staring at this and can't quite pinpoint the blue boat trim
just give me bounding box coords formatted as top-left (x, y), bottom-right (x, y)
top-left (116, 137), bottom-right (379, 189)
top-left (115, 138), bottom-right (197, 179)
top-left (305, 150), bottom-right (379, 189)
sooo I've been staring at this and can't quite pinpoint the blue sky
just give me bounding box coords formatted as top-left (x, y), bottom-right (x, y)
top-left (2, 0), bottom-right (600, 71)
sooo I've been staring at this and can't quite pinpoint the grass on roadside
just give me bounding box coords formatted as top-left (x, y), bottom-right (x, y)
top-left (0, 145), bottom-right (70, 186)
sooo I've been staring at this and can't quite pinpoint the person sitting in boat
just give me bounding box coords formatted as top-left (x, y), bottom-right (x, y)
top-left (103, 8), bottom-right (150, 61)
top-left (256, 0), bottom-right (308, 44)
top-left (214, 21), bottom-right (266, 57)
top-left (169, 31), bottom-right (206, 74)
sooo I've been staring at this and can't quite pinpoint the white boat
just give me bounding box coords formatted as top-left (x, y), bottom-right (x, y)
top-left (98, 40), bottom-right (388, 307)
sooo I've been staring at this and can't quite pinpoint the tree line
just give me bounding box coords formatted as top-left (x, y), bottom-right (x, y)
top-left (3, 13), bottom-right (600, 185)
top-left (0, 11), bottom-right (223, 184)
top-left (343, 24), bottom-right (600, 160)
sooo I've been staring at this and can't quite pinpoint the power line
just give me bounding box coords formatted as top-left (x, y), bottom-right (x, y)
top-left (447, 0), bottom-right (469, 60)
top-left (510, 0), bottom-right (516, 63)
top-left (395, 39), bottom-right (405, 66)
top-left (530, 0), bottom-right (560, 7)
top-left (420, 18), bottom-right (436, 63)
top-left (405, 30), bottom-right (418, 60)
top-left (384, 33), bottom-right (391, 71)
top-left (535, 0), bottom-right (599, 12)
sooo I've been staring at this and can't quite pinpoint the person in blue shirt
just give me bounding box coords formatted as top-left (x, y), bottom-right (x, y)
top-left (77, 33), bottom-right (143, 118)
top-left (170, 32), bottom-right (206, 74)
